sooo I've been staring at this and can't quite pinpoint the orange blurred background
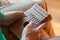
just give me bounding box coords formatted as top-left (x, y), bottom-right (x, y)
top-left (45, 0), bottom-right (60, 36)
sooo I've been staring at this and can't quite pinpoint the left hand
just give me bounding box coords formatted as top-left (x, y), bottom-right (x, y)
top-left (1, 11), bottom-right (26, 26)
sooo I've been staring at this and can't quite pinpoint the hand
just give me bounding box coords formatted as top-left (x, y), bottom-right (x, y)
top-left (1, 11), bottom-right (26, 26)
top-left (21, 22), bottom-right (50, 40)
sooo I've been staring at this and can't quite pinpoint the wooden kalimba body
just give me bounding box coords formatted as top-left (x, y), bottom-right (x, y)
top-left (24, 4), bottom-right (51, 28)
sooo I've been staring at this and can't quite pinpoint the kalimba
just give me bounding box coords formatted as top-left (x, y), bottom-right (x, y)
top-left (24, 4), bottom-right (51, 28)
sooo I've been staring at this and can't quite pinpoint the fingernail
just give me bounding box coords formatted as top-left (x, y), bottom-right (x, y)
top-left (28, 22), bottom-right (32, 25)
top-left (27, 22), bottom-right (34, 27)
top-left (29, 21), bottom-right (34, 24)
top-left (29, 22), bottom-right (34, 26)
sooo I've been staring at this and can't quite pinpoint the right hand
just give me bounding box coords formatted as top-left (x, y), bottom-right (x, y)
top-left (21, 22), bottom-right (50, 40)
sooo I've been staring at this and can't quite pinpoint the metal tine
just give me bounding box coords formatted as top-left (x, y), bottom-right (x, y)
top-left (33, 4), bottom-right (48, 17)
top-left (32, 8), bottom-right (44, 20)
top-left (34, 4), bottom-right (47, 16)
top-left (32, 7), bottom-right (45, 21)
top-left (33, 6), bottom-right (46, 17)
top-left (24, 4), bottom-right (49, 27)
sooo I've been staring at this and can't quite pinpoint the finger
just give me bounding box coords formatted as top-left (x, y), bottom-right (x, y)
top-left (21, 22), bottom-right (34, 37)
top-left (39, 29), bottom-right (50, 39)
top-left (35, 22), bottom-right (47, 31)
top-left (2, 11), bottom-right (26, 21)
top-left (15, 11), bottom-right (26, 17)
top-left (25, 22), bottom-right (34, 30)
top-left (3, 11), bottom-right (26, 18)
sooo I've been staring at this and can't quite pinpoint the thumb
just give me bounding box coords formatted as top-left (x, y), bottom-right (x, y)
top-left (15, 11), bottom-right (26, 17)
top-left (25, 22), bottom-right (34, 30)
top-left (35, 22), bottom-right (47, 31)
top-left (21, 22), bottom-right (34, 37)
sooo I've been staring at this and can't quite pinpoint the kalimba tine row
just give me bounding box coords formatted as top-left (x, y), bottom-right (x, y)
top-left (24, 4), bottom-right (49, 28)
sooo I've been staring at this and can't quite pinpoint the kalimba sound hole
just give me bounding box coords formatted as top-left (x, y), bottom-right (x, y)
top-left (24, 21), bottom-right (29, 27)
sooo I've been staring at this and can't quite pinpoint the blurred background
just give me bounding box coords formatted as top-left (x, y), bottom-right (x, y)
top-left (45, 0), bottom-right (60, 36)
